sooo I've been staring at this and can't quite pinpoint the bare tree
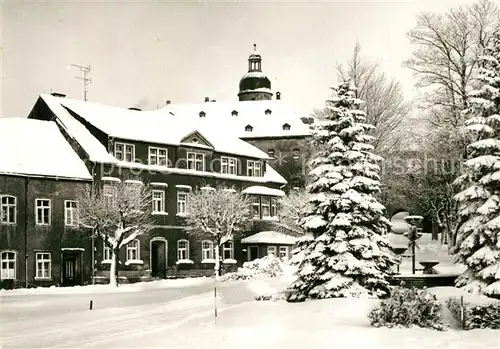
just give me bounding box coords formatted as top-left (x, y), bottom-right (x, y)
top-left (275, 188), bottom-right (311, 237)
top-left (404, 0), bottom-right (499, 128)
top-left (182, 186), bottom-right (252, 278)
top-left (337, 42), bottom-right (411, 154)
top-left (78, 179), bottom-right (153, 286)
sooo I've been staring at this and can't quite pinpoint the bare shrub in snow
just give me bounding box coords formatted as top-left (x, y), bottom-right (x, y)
top-left (368, 287), bottom-right (447, 331)
top-left (446, 297), bottom-right (500, 329)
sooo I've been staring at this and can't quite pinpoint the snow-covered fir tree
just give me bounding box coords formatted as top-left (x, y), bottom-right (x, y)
top-left (454, 33), bottom-right (500, 299)
top-left (287, 80), bottom-right (396, 301)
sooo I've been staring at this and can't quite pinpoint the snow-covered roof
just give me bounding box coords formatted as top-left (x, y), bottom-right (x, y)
top-left (0, 118), bottom-right (92, 180)
top-left (39, 94), bottom-right (115, 163)
top-left (241, 231), bottom-right (298, 245)
top-left (36, 94), bottom-right (287, 185)
top-left (158, 100), bottom-right (312, 139)
top-left (242, 185), bottom-right (285, 197)
top-left (49, 96), bottom-right (270, 160)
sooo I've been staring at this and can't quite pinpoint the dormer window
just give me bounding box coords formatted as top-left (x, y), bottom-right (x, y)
top-left (292, 148), bottom-right (300, 160)
top-left (199, 111), bottom-right (206, 118)
top-left (265, 109), bottom-right (272, 115)
top-left (282, 123), bottom-right (291, 131)
top-left (245, 125), bottom-right (253, 132)
top-left (231, 110), bottom-right (238, 116)
top-left (267, 149), bottom-right (275, 158)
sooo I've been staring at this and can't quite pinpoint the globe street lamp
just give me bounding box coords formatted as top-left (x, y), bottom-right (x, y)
top-left (403, 215), bottom-right (423, 274)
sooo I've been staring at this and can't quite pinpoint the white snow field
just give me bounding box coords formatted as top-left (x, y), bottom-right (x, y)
top-left (2, 269), bottom-right (499, 349)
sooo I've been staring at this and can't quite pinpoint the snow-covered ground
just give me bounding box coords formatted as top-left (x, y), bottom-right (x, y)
top-left (0, 276), bottom-right (212, 296)
top-left (2, 266), bottom-right (499, 349)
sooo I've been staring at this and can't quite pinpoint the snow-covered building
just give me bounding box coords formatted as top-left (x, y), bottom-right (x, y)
top-left (0, 92), bottom-right (296, 288)
top-left (160, 45), bottom-right (314, 190)
top-left (0, 118), bottom-right (93, 289)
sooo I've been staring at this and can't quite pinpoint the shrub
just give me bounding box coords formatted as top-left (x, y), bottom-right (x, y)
top-left (221, 255), bottom-right (284, 281)
top-left (446, 297), bottom-right (500, 330)
top-left (368, 287), bottom-right (446, 331)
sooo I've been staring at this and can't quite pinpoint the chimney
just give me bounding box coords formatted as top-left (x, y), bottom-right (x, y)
top-left (276, 91), bottom-right (281, 100)
top-left (166, 100), bottom-right (171, 105)
top-left (51, 92), bottom-right (66, 98)
top-left (128, 107), bottom-right (141, 111)
top-left (211, 99), bottom-right (216, 103)
top-left (204, 97), bottom-right (210, 102)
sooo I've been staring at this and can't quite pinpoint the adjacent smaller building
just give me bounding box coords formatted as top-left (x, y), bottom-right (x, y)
top-left (0, 118), bottom-right (92, 289)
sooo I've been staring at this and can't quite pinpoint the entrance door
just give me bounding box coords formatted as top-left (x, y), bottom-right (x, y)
top-left (151, 240), bottom-right (167, 278)
top-left (62, 252), bottom-right (81, 286)
top-left (248, 246), bottom-right (259, 261)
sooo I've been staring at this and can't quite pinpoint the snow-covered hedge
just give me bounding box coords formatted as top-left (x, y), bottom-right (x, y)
top-left (368, 287), bottom-right (446, 331)
top-left (221, 255), bottom-right (284, 281)
top-left (446, 297), bottom-right (500, 330)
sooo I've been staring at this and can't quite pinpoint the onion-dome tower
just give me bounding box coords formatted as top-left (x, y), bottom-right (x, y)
top-left (238, 44), bottom-right (273, 101)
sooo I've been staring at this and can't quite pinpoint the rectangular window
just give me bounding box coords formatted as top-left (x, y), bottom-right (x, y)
top-left (247, 160), bottom-right (262, 177)
top-left (252, 197), bottom-right (260, 219)
top-left (279, 246), bottom-right (289, 260)
top-left (103, 185), bottom-right (115, 207)
top-left (149, 147), bottom-right (168, 167)
top-left (202, 241), bottom-right (214, 260)
top-left (64, 200), bottom-right (78, 226)
top-left (221, 157), bottom-right (237, 175)
top-left (187, 152), bottom-right (205, 171)
top-left (270, 198), bottom-right (278, 217)
top-left (35, 252), bottom-right (51, 279)
top-left (223, 241), bottom-right (234, 260)
top-left (103, 241), bottom-right (112, 261)
top-left (261, 197), bottom-right (271, 217)
top-left (115, 142), bottom-right (135, 162)
top-left (152, 190), bottom-right (165, 213)
top-left (0, 195), bottom-right (16, 224)
top-left (35, 199), bottom-right (51, 225)
top-left (177, 192), bottom-right (188, 214)
top-left (177, 240), bottom-right (189, 260)
top-left (127, 240), bottom-right (140, 261)
top-left (1, 251), bottom-right (16, 279)
top-left (254, 162), bottom-right (262, 177)
top-left (267, 246), bottom-right (277, 257)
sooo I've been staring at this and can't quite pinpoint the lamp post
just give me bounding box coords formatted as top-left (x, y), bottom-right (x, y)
top-left (404, 215), bottom-right (423, 274)
top-left (67, 64), bottom-right (91, 101)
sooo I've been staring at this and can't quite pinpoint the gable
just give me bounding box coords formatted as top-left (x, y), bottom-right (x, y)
top-left (180, 130), bottom-right (214, 149)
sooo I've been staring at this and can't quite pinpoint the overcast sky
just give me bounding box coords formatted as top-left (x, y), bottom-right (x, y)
top-left (1, 0), bottom-right (481, 119)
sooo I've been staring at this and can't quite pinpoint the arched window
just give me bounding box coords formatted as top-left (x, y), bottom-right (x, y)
top-left (1, 251), bottom-right (16, 279)
top-left (177, 239), bottom-right (190, 260)
top-left (201, 240), bottom-right (214, 260)
top-left (245, 125), bottom-right (253, 132)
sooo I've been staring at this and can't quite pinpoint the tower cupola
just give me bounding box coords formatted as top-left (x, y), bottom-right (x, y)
top-left (238, 44), bottom-right (273, 101)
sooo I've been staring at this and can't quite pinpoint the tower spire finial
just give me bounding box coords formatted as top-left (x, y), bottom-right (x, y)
top-left (253, 44), bottom-right (257, 52)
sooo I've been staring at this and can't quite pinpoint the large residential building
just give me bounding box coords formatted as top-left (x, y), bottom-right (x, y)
top-left (1, 46), bottom-right (311, 288)
top-left (0, 91), bottom-right (298, 288)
